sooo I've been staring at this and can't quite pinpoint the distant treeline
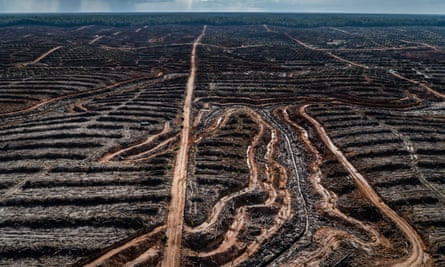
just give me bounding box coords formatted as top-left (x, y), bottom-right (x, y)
top-left (2, 13), bottom-right (445, 28)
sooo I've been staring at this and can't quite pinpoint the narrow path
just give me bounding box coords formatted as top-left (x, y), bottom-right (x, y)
top-left (0, 73), bottom-right (182, 117)
top-left (97, 122), bottom-right (170, 163)
top-left (263, 24), bottom-right (273, 32)
top-left (281, 108), bottom-right (387, 266)
top-left (420, 42), bottom-right (438, 51)
top-left (31, 46), bottom-right (64, 64)
top-left (186, 108), bottom-right (290, 234)
top-left (201, 43), bottom-right (266, 50)
top-left (68, 102), bottom-right (88, 113)
top-left (326, 51), bottom-right (370, 69)
top-left (220, 110), bottom-right (293, 267)
top-left (284, 33), bottom-right (318, 50)
top-left (285, 33), bottom-right (369, 69)
top-left (183, 110), bottom-right (255, 236)
top-left (184, 108), bottom-right (294, 266)
top-left (84, 226), bottom-right (166, 267)
top-left (161, 25), bottom-right (206, 267)
top-left (287, 29), bottom-right (445, 100)
top-left (74, 25), bottom-right (94, 31)
top-left (401, 40), bottom-right (437, 51)
top-left (368, 114), bottom-right (445, 202)
top-left (186, 112), bottom-right (265, 234)
top-left (0, 162), bottom-right (50, 202)
top-left (390, 71), bottom-right (445, 99)
top-left (196, 207), bottom-right (247, 258)
top-left (127, 135), bottom-right (178, 163)
top-left (16, 45), bottom-right (63, 67)
top-left (299, 104), bottom-right (431, 267)
top-left (330, 27), bottom-right (354, 35)
top-left (89, 35), bottom-right (104, 45)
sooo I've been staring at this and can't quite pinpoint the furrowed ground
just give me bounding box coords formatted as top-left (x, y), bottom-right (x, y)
top-left (0, 20), bottom-right (444, 266)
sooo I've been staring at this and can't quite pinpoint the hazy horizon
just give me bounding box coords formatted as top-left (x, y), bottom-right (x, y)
top-left (0, 0), bottom-right (444, 15)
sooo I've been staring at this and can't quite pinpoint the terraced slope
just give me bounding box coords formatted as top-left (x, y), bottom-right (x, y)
top-left (0, 24), bottom-right (197, 266)
top-left (1, 22), bottom-right (445, 266)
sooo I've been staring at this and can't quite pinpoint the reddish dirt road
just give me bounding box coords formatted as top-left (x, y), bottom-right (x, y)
top-left (299, 104), bottom-right (431, 267)
top-left (161, 25), bottom-right (207, 267)
top-left (185, 108), bottom-right (293, 266)
top-left (281, 108), bottom-right (388, 266)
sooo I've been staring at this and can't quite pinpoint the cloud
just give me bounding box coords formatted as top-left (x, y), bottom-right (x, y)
top-left (0, 0), bottom-right (58, 13)
top-left (266, 0), bottom-right (445, 13)
top-left (134, 0), bottom-right (187, 12)
top-left (80, 0), bottom-right (116, 12)
top-left (58, 0), bottom-right (81, 12)
top-left (0, 0), bottom-right (444, 14)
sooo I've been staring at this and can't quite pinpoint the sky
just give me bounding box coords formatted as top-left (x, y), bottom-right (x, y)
top-left (0, 0), bottom-right (444, 14)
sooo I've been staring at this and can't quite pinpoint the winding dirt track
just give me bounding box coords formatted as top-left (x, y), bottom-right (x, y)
top-left (221, 111), bottom-right (292, 267)
top-left (299, 104), bottom-right (431, 267)
top-left (185, 108), bottom-right (293, 266)
top-left (281, 108), bottom-right (387, 265)
top-left (161, 25), bottom-right (207, 267)
top-left (186, 112), bottom-right (265, 234)
top-left (196, 207), bottom-right (247, 258)
top-left (185, 109), bottom-right (267, 238)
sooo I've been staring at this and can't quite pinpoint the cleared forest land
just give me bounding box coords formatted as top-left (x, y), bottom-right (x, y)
top-left (1, 15), bottom-right (445, 266)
